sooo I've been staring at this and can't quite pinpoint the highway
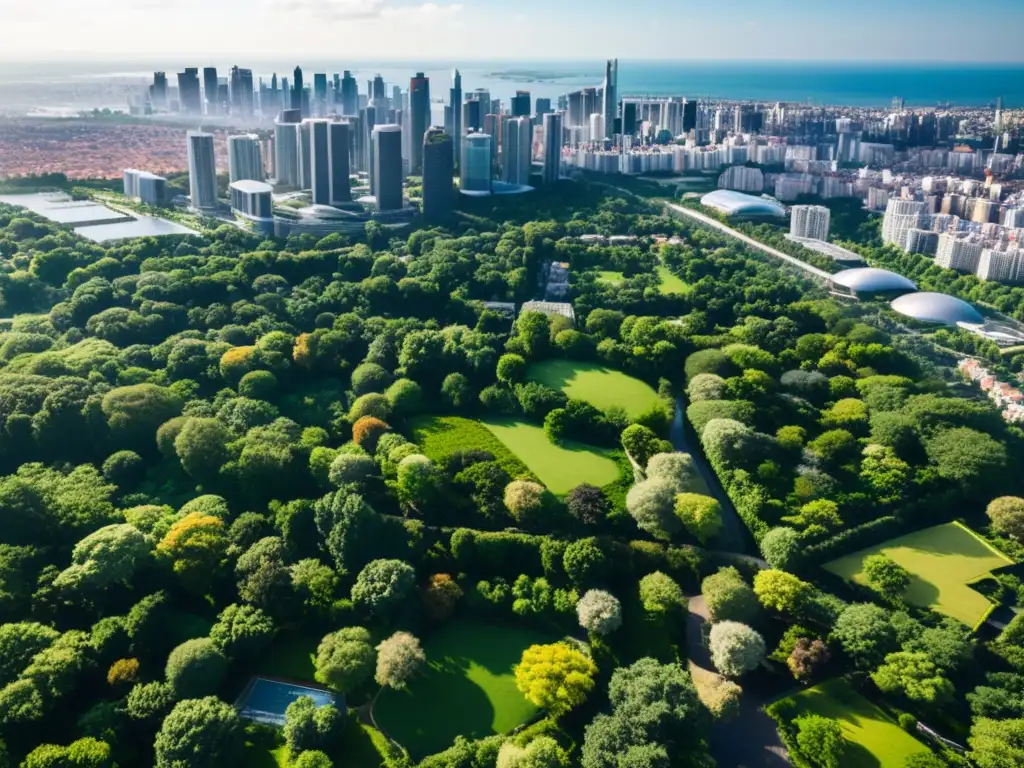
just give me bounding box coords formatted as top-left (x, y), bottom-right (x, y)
top-left (664, 201), bottom-right (834, 282)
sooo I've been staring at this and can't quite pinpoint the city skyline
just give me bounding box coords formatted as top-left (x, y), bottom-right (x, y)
top-left (3, 0), bottom-right (1024, 62)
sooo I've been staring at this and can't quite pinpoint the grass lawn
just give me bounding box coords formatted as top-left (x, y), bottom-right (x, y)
top-left (482, 417), bottom-right (623, 494)
top-left (526, 359), bottom-right (664, 420)
top-left (254, 628), bottom-right (321, 682)
top-left (244, 724), bottom-right (390, 768)
top-left (373, 620), bottom-right (555, 759)
top-left (410, 415), bottom-right (533, 480)
top-left (657, 265), bottom-right (689, 295)
top-left (824, 522), bottom-right (1013, 627)
top-left (789, 679), bottom-right (929, 767)
top-left (597, 270), bottom-right (625, 286)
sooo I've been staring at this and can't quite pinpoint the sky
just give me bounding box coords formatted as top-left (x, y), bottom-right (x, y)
top-left (2, 0), bottom-right (1024, 61)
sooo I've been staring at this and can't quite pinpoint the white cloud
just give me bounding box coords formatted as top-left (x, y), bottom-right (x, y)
top-left (267, 0), bottom-right (462, 21)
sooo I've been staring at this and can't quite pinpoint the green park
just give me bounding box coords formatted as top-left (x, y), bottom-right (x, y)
top-left (526, 359), bottom-right (664, 420)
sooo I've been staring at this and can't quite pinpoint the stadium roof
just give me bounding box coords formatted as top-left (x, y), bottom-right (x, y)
top-left (700, 190), bottom-right (785, 217)
top-left (830, 267), bottom-right (917, 293)
top-left (890, 292), bottom-right (984, 326)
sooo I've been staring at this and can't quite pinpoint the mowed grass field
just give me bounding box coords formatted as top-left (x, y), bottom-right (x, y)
top-left (657, 265), bottom-right (689, 295)
top-left (482, 417), bottom-right (622, 494)
top-left (824, 522), bottom-right (1013, 627)
top-left (526, 359), bottom-right (664, 420)
top-left (789, 679), bottom-right (928, 767)
top-left (373, 621), bottom-right (554, 759)
top-left (597, 270), bottom-right (625, 286)
top-left (410, 415), bottom-right (534, 480)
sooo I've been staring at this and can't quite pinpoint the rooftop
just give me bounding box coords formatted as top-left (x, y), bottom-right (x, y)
top-left (890, 292), bottom-right (984, 326)
top-left (230, 180), bottom-right (274, 194)
top-left (700, 189), bottom-right (785, 217)
top-left (830, 267), bottom-right (918, 294)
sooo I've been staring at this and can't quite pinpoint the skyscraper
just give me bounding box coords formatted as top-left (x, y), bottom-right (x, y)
top-left (622, 102), bottom-right (637, 136)
top-left (541, 113), bottom-right (562, 185)
top-left (313, 74), bottom-right (328, 116)
top-left (409, 73), bottom-right (430, 175)
top-left (227, 134), bottom-right (264, 183)
top-left (502, 117), bottom-right (532, 186)
top-left (683, 100), bottom-right (697, 133)
top-left (203, 67), bottom-right (219, 115)
top-left (602, 59), bottom-right (618, 140)
top-left (362, 106), bottom-right (377, 183)
top-left (535, 98), bottom-right (552, 118)
top-left (422, 128), bottom-right (454, 222)
top-left (229, 66), bottom-right (243, 113)
top-left (274, 109), bottom-right (302, 188)
top-left (238, 69), bottom-right (254, 115)
top-left (341, 71), bottom-right (358, 115)
top-left (292, 66), bottom-right (304, 113)
top-left (187, 131), bottom-right (218, 210)
top-left (177, 69), bottom-right (201, 114)
top-left (463, 100), bottom-right (483, 133)
top-left (511, 91), bottom-right (531, 118)
top-left (372, 124), bottom-right (403, 211)
top-left (151, 72), bottom-right (168, 110)
top-left (461, 133), bottom-right (492, 193)
top-left (307, 120), bottom-right (331, 204)
top-left (329, 121), bottom-right (352, 205)
top-left (450, 70), bottom-right (463, 164)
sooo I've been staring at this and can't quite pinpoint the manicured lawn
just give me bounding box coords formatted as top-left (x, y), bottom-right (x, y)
top-left (526, 359), bottom-right (664, 420)
top-left (482, 417), bottom-right (622, 494)
top-left (597, 270), bottom-right (625, 286)
top-left (789, 679), bottom-right (929, 767)
top-left (245, 724), bottom-right (389, 768)
top-left (824, 522), bottom-right (1013, 627)
top-left (657, 265), bottom-right (689, 295)
top-left (373, 620), bottom-right (555, 759)
top-left (410, 415), bottom-right (534, 479)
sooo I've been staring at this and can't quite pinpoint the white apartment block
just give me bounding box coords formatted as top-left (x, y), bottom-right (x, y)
top-left (934, 233), bottom-right (983, 273)
top-left (718, 166), bottom-right (764, 193)
top-left (882, 198), bottom-right (928, 246)
top-left (790, 205), bottom-right (831, 240)
top-left (977, 248), bottom-right (1024, 283)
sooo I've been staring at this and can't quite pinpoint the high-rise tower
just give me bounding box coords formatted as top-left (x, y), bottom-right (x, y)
top-left (187, 131), bottom-right (218, 210)
top-left (602, 59), bottom-right (618, 140)
top-left (422, 128), bottom-right (454, 222)
top-left (292, 66), bottom-right (304, 113)
top-left (372, 124), bottom-right (404, 212)
top-left (203, 67), bottom-right (219, 115)
top-left (409, 73), bottom-right (431, 175)
top-left (450, 69), bottom-right (463, 164)
top-left (227, 134), bottom-right (264, 183)
top-left (542, 113), bottom-right (562, 184)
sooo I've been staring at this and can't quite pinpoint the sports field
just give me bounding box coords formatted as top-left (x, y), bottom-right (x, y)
top-left (824, 522), bottom-right (1012, 627)
top-left (657, 265), bottom-right (689, 294)
top-left (597, 270), bottom-right (625, 286)
top-left (526, 359), bottom-right (664, 420)
top-left (482, 417), bottom-right (622, 494)
top-left (373, 621), bottom-right (554, 759)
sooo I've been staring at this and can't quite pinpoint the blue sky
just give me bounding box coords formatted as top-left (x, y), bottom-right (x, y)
top-left (3, 0), bottom-right (1024, 60)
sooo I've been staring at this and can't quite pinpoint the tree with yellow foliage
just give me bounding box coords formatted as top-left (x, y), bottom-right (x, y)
top-left (514, 642), bottom-right (596, 717)
top-left (157, 512), bottom-right (228, 594)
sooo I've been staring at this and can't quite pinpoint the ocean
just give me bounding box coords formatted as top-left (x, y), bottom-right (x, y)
top-left (0, 59), bottom-right (1021, 112)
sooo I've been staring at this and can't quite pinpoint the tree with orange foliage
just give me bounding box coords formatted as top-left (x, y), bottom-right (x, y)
top-left (422, 574), bottom-right (463, 621)
top-left (107, 657), bottom-right (140, 688)
top-left (352, 416), bottom-right (389, 453)
top-left (219, 346), bottom-right (256, 384)
top-left (157, 511), bottom-right (228, 594)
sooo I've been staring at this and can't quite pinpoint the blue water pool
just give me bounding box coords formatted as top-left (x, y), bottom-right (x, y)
top-left (238, 676), bottom-right (340, 725)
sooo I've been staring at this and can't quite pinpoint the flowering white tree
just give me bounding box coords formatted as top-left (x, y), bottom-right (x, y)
top-left (375, 631), bottom-right (425, 691)
top-left (576, 589), bottom-right (623, 636)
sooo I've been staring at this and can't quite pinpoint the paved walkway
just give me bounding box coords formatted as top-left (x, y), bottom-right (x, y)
top-left (687, 596), bottom-right (791, 768)
top-left (664, 202), bottom-right (833, 282)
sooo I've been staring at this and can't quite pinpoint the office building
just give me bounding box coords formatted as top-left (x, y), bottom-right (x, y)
top-left (408, 73), bottom-right (430, 175)
top-left (683, 100), bottom-right (697, 132)
top-left (882, 198), bottom-right (928, 247)
top-left (151, 72), bottom-right (168, 110)
top-left (511, 91), bottom-right (531, 117)
top-left (422, 128), bottom-right (454, 221)
top-left (292, 66), bottom-right (304, 113)
top-left (535, 98), bottom-right (552, 118)
top-left (312, 73), bottom-right (328, 116)
top-left (230, 180), bottom-right (274, 223)
top-left (187, 131), bottom-right (218, 210)
top-left (203, 67), bottom-right (219, 115)
top-left (238, 69), bottom-right (254, 115)
top-left (622, 102), bottom-right (637, 136)
top-left (362, 106), bottom-right (377, 183)
top-left (229, 66), bottom-right (244, 113)
top-left (341, 71), bottom-right (358, 115)
top-left (305, 120), bottom-right (331, 204)
top-left (542, 113), bottom-right (562, 184)
top-left (461, 133), bottom-right (492, 193)
top-left (790, 205), bottom-right (831, 240)
top-left (450, 70), bottom-right (463, 163)
top-left (274, 109), bottom-right (302, 188)
top-left (372, 124), bottom-right (404, 211)
top-left (123, 169), bottom-right (168, 206)
top-left (228, 134), bottom-right (264, 183)
top-left (328, 121), bottom-right (351, 205)
top-left (177, 68), bottom-right (201, 114)
top-left (589, 114), bottom-right (604, 143)
top-left (463, 99), bottom-right (483, 133)
top-left (502, 117), bottom-right (532, 186)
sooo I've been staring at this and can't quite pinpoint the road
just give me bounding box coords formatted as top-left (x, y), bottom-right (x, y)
top-left (663, 202), bottom-right (833, 282)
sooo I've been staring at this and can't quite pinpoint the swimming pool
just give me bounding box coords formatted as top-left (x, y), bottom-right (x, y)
top-left (237, 676), bottom-right (340, 725)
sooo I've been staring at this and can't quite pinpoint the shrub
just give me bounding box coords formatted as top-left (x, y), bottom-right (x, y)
top-left (504, 480), bottom-right (549, 528)
top-left (645, 452), bottom-right (696, 492)
top-left (565, 484), bottom-right (609, 525)
top-left (687, 373), bottom-right (726, 402)
top-left (638, 572), bottom-right (685, 613)
top-left (702, 567), bottom-right (759, 623)
top-left (675, 493), bottom-right (722, 544)
top-left (759, 527), bottom-right (802, 570)
top-left (685, 349), bottom-right (734, 380)
top-left (576, 590), bottom-right (622, 635)
top-left (621, 424), bottom-right (669, 467)
top-left (626, 478), bottom-right (681, 540)
top-left (709, 621), bottom-right (766, 678)
top-left (422, 574), bottom-right (463, 621)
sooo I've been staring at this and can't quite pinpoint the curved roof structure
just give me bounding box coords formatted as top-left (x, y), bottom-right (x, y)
top-left (830, 267), bottom-right (917, 293)
top-left (229, 180), bottom-right (273, 194)
top-left (700, 189), bottom-right (785, 217)
top-left (890, 292), bottom-right (984, 326)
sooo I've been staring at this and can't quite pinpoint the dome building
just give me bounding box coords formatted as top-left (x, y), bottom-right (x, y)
top-left (828, 267), bottom-right (917, 297)
top-left (700, 190), bottom-right (785, 218)
top-left (889, 292), bottom-right (984, 327)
